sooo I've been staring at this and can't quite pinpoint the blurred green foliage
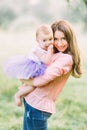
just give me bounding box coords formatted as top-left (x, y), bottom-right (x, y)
top-left (65, 0), bottom-right (87, 30)
top-left (67, 0), bottom-right (87, 6)
top-left (0, 62), bottom-right (87, 130)
top-left (0, 0), bottom-right (87, 31)
top-left (0, 50), bottom-right (87, 130)
top-left (0, 6), bottom-right (17, 29)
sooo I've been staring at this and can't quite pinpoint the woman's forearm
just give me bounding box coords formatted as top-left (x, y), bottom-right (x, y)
top-left (20, 78), bottom-right (48, 88)
top-left (20, 79), bottom-right (34, 86)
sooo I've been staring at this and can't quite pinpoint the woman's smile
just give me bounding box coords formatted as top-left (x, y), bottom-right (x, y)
top-left (54, 30), bottom-right (68, 52)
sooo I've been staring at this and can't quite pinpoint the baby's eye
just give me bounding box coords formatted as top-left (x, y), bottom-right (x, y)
top-left (49, 38), bottom-right (53, 41)
top-left (43, 39), bottom-right (46, 42)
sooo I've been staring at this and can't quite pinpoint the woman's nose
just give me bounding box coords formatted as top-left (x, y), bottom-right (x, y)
top-left (57, 40), bottom-right (62, 46)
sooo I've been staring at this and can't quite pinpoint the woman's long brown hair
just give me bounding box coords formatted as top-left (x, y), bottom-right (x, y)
top-left (51, 20), bottom-right (82, 78)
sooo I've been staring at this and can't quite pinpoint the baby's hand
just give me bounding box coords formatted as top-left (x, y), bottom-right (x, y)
top-left (48, 45), bottom-right (53, 54)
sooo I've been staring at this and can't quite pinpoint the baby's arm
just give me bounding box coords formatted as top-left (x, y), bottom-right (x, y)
top-left (45, 45), bottom-right (54, 64)
top-left (14, 84), bottom-right (35, 106)
top-left (35, 45), bottom-right (53, 64)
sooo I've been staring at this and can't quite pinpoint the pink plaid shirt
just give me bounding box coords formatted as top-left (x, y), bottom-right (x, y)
top-left (25, 52), bottom-right (73, 113)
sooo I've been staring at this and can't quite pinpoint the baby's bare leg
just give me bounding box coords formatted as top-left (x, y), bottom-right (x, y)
top-left (14, 84), bottom-right (35, 106)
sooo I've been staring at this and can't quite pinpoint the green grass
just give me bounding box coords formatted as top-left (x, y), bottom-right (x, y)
top-left (0, 68), bottom-right (23, 130)
top-left (0, 31), bottom-right (87, 130)
top-left (48, 74), bottom-right (87, 130)
top-left (0, 63), bottom-right (87, 130)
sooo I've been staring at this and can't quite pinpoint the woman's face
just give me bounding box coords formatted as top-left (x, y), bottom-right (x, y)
top-left (54, 30), bottom-right (69, 52)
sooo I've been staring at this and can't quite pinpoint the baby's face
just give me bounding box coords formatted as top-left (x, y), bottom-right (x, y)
top-left (37, 31), bottom-right (53, 51)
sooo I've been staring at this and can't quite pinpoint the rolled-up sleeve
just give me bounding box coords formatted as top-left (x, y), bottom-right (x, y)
top-left (34, 54), bottom-right (73, 87)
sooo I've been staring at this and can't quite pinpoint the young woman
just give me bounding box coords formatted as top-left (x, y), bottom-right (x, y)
top-left (21, 19), bottom-right (82, 130)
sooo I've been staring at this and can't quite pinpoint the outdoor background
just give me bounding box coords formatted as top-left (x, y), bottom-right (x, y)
top-left (0, 0), bottom-right (87, 130)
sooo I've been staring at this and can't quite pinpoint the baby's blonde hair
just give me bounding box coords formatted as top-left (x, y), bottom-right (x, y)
top-left (36, 24), bottom-right (53, 40)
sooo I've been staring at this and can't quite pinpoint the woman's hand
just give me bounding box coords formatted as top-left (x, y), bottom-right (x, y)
top-left (20, 78), bottom-right (34, 86)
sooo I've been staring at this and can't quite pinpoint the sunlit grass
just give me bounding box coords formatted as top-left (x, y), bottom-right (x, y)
top-left (0, 62), bottom-right (87, 130)
top-left (48, 70), bottom-right (87, 130)
top-left (0, 31), bottom-right (87, 130)
top-left (0, 66), bottom-right (23, 130)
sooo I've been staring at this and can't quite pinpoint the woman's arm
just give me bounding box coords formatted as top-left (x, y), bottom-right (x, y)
top-left (20, 79), bottom-right (34, 86)
top-left (33, 54), bottom-right (73, 87)
top-left (21, 54), bottom-right (73, 87)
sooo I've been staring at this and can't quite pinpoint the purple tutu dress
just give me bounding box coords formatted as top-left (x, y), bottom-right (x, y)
top-left (4, 46), bottom-right (47, 79)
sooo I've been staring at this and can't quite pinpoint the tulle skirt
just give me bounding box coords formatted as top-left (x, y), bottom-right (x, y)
top-left (4, 55), bottom-right (47, 79)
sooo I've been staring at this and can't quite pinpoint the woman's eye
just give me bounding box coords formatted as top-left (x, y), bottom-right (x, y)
top-left (62, 37), bottom-right (66, 40)
top-left (54, 38), bottom-right (57, 41)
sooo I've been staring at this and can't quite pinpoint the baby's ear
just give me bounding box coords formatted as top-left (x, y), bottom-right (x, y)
top-left (36, 37), bottom-right (39, 42)
top-left (36, 39), bottom-right (38, 42)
